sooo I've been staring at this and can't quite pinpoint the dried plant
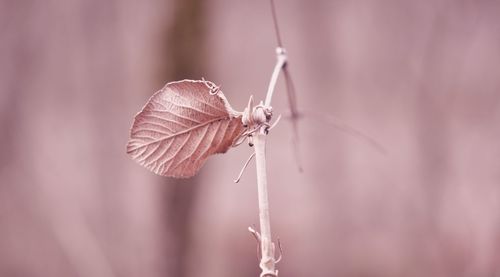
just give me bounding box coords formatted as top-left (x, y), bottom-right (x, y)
top-left (124, 0), bottom-right (387, 275)
top-left (126, 1), bottom-right (295, 276)
top-left (126, 80), bottom-right (245, 177)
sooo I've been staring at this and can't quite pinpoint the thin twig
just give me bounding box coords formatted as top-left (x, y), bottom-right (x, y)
top-left (282, 66), bottom-right (303, 171)
top-left (269, 0), bottom-right (302, 171)
top-left (250, 2), bottom-right (297, 276)
top-left (252, 44), bottom-right (288, 277)
top-left (292, 110), bottom-right (387, 154)
top-left (270, 0), bottom-right (283, 48)
top-left (264, 49), bottom-right (287, 107)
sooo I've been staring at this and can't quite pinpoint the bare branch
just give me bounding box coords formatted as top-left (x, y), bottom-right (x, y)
top-left (264, 48), bottom-right (287, 107)
top-left (282, 65), bottom-right (303, 171)
top-left (293, 110), bottom-right (387, 154)
top-left (270, 0), bottom-right (283, 48)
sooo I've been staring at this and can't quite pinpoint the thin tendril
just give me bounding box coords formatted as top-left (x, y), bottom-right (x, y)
top-left (234, 152), bottom-right (256, 183)
top-left (201, 77), bottom-right (221, 95)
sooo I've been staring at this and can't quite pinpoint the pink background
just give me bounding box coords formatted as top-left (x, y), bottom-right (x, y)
top-left (1, 0), bottom-right (500, 276)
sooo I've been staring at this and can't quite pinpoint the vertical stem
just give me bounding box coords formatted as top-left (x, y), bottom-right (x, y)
top-left (254, 40), bottom-right (288, 277)
top-left (254, 128), bottom-right (277, 277)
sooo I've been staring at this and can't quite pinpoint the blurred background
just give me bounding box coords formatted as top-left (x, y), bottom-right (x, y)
top-left (2, 0), bottom-right (500, 276)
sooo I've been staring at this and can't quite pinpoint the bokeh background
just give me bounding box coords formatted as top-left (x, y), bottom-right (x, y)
top-left (2, 0), bottom-right (500, 276)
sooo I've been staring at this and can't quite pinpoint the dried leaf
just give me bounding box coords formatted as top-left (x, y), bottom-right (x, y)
top-left (126, 80), bottom-right (244, 177)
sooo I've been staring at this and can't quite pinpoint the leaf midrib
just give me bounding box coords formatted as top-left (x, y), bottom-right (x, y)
top-left (133, 116), bottom-right (234, 149)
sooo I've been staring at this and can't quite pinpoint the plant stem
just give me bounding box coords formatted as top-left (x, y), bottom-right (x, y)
top-left (253, 46), bottom-right (287, 277)
top-left (264, 48), bottom-right (287, 107)
top-left (254, 128), bottom-right (277, 277)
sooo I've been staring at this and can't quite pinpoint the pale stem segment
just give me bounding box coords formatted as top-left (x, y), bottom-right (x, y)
top-left (254, 129), bottom-right (277, 277)
top-left (254, 46), bottom-right (287, 277)
top-left (264, 47), bottom-right (287, 107)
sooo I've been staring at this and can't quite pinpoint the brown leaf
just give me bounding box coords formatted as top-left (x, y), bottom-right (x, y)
top-left (126, 80), bottom-right (244, 177)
